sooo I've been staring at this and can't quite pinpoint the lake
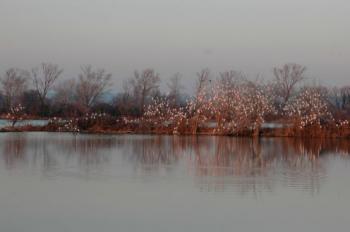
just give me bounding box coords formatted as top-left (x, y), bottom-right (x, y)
top-left (0, 119), bottom-right (48, 128)
top-left (0, 133), bottom-right (349, 232)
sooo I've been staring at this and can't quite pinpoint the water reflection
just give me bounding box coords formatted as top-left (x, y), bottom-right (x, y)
top-left (1, 133), bottom-right (349, 195)
top-left (0, 133), bottom-right (114, 178)
top-left (2, 133), bottom-right (27, 169)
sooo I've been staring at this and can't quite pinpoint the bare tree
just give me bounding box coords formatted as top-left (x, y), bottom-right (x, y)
top-left (329, 87), bottom-right (342, 110)
top-left (0, 68), bottom-right (28, 110)
top-left (76, 65), bottom-right (112, 110)
top-left (113, 80), bottom-right (138, 115)
top-left (32, 63), bottom-right (63, 109)
top-left (130, 69), bottom-right (160, 113)
top-left (195, 68), bottom-right (211, 98)
top-left (54, 79), bottom-right (76, 106)
top-left (330, 86), bottom-right (350, 111)
top-left (218, 70), bottom-right (243, 90)
top-left (167, 72), bottom-right (184, 107)
top-left (273, 63), bottom-right (306, 106)
top-left (340, 86), bottom-right (350, 110)
top-left (187, 68), bottom-right (212, 134)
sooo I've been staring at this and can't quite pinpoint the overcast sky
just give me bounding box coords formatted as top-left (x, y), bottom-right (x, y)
top-left (0, 0), bottom-right (349, 92)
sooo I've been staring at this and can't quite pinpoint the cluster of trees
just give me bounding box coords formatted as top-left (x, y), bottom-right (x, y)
top-left (0, 63), bottom-right (112, 117)
top-left (0, 63), bottom-right (182, 118)
top-left (140, 63), bottom-right (350, 134)
top-left (1, 62), bottom-right (350, 134)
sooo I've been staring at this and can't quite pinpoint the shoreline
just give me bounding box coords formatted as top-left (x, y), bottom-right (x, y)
top-left (1, 124), bottom-right (350, 139)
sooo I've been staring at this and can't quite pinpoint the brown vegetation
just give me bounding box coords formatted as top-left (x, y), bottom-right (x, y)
top-left (0, 63), bottom-right (349, 137)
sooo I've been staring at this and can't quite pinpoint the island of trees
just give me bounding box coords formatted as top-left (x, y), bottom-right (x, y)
top-left (1, 63), bottom-right (349, 137)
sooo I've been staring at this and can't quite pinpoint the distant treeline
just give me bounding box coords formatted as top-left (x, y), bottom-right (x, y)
top-left (1, 62), bottom-right (350, 136)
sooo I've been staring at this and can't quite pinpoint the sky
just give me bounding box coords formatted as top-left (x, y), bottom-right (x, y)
top-left (0, 0), bottom-right (349, 92)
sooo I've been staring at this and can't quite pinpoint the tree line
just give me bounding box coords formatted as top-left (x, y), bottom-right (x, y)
top-left (1, 62), bottom-right (350, 134)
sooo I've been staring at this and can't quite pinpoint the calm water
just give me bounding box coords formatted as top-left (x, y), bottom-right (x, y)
top-left (0, 119), bottom-right (48, 128)
top-left (1, 133), bottom-right (350, 232)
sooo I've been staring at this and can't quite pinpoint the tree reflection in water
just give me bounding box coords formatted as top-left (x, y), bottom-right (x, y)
top-left (1, 133), bottom-right (350, 195)
top-left (2, 133), bottom-right (27, 169)
top-left (0, 133), bottom-right (114, 178)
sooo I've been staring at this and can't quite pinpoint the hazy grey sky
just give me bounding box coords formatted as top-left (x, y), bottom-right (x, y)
top-left (0, 0), bottom-right (349, 91)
